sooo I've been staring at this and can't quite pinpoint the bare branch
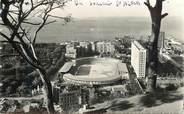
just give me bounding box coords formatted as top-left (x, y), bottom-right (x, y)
top-left (9, 10), bottom-right (19, 13)
top-left (45, 20), bottom-right (57, 25)
top-left (2, 36), bottom-right (38, 68)
top-left (11, 41), bottom-right (40, 69)
top-left (48, 15), bottom-right (65, 19)
top-left (51, 3), bottom-right (66, 10)
top-left (0, 33), bottom-right (32, 66)
top-left (30, 0), bottom-right (34, 8)
top-left (18, 0), bottom-right (24, 22)
top-left (144, 0), bottom-right (152, 9)
top-left (0, 31), bottom-right (11, 41)
top-left (19, 25), bottom-right (32, 42)
top-left (161, 13), bottom-right (168, 19)
top-left (22, 21), bottom-right (41, 25)
top-left (15, 32), bottom-right (39, 65)
top-left (147, 0), bottom-right (150, 4)
top-left (0, 40), bottom-right (22, 45)
top-left (12, 4), bottom-right (19, 9)
top-left (0, 23), bottom-right (5, 26)
top-left (1, 1), bottom-right (14, 29)
top-left (0, 0), bottom-right (67, 112)
top-left (32, 19), bottom-right (47, 44)
top-left (155, 0), bottom-right (165, 8)
top-left (23, 0), bottom-right (52, 19)
top-left (32, 2), bottom-right (55, 44)
top-left (8, 13), bottom-right (17, 24)
top-left (144, 2), bottom-right (149, 7)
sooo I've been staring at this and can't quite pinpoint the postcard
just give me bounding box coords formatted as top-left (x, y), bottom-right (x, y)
top-left (0, 0), bottom-right (183, 113)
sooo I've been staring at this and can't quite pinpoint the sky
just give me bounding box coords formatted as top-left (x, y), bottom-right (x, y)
top-left (1, 0), bottom-right (184, 42)
top-left (52, 0), bottom-right (184, 37)
top-left (51, 0), bottom-right (184, 19)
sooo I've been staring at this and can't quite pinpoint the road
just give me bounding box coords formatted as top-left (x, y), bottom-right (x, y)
top-left (0, 94), bottom-right (44, 100)
top-left (126, 64), bottom-right (144, 94)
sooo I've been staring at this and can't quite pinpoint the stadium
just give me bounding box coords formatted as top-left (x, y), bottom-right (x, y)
top-left (59, 57), bottom-right (129, 85)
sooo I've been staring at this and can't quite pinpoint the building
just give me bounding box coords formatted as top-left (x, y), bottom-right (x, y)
top-left (0, 41), bottom-right (16, 56)
top-left (158, 32), bottom-right (165, 50)
top-left (65, 44), bottom-right (77, 58)
top-left (131, 41), bottom-right (147, 78)
top-left (90, 42), bottom-right (96, 52)
top-left (79, 42), bottom-right (89, 49)
top-left (79, 42), bottom-right (91, 56)
top-left (96, 41), bottom-right (115, 54)
top-left (58, 61), bottom-right (74, 73)
top-left (65, 41), bottom-right (95, 58)
top-left (117, 62), bottom-right (129, 80)
top-left (52, 85), bottom-right (60, 104)
top-left (80, 88), bottom-right (90, 107)
top-left (59, 89), bottom-right (81, 112)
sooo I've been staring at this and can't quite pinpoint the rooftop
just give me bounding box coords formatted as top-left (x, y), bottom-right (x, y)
top-left (133, 41), bottom-right (146, 50)
top-left (59, 61), bottom-right (74, 73)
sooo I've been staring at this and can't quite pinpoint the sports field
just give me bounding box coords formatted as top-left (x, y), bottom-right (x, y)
top-left (63, 57), bottom-right (128, 85)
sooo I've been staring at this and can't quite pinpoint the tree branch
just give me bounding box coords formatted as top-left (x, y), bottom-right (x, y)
top-left (32, 2), bottom-right (54, 44)
top-left (0, 40), bottom-right (22, 45)
top-left (0, 31), bottom-right (11, 41)
top-left (161, 13), bottom-right (168, 19)
top-left (30, 0), bottom-right (34, 8)
top-left (0, 0), bottom-right (64, 113)
top-left (45, 20), bottom-right (57, 25)
top-left (8, 12), bottom-right (17, 24)
top-left (144, 0), bottom-right (152, 9)
top-left (155, 0), bottom-right (165, 8)
top-left (22, 21), bottom-right (41, 25)
top-left (0, 31), bottom-right (38, 69)
top-left (48, 15), bottom-right (66, 19)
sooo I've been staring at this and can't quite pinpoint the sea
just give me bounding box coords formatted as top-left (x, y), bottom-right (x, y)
top-left (0, 17), bottom-right (183, 43)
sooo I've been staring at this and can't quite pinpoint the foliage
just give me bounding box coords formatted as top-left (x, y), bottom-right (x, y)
top-left (0, 0), bottom-right (70, 112)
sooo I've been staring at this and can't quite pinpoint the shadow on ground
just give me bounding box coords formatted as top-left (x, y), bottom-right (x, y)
top-left (139, 89), bottom-right (183, 107)
top-left (108, 100), bottom-right (134, 111)
top-left (85, 100), bottom-right (134, 114)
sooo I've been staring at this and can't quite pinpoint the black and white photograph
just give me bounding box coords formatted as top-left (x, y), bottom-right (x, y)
top-left (0, 0), bottom-right (184, 113)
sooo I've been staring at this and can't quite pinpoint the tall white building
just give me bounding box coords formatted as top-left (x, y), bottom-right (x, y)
top-left (158, 32), bottom-right (165, 50)
top-left (131, 41), bottom-right (147, 78)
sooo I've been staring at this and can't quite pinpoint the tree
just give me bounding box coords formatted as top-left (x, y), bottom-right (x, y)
top-left (0, 0), bottom-right (70, 113)
top-left (144, 0), bottom-right (168, 91)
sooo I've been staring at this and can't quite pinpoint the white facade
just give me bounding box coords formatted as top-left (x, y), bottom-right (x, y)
top-left (131, 41), bottom-right (147, 78)
top-left (96, 41), bottom-right (115, 53)
top-left (65, 44), bottom-right (77, 58)
top-left (158, 32), bottom-right (165, 50)
top-left (79, 42), bottom-right (89, 48)
top-left (90, 42), bottom-right (96, 52)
